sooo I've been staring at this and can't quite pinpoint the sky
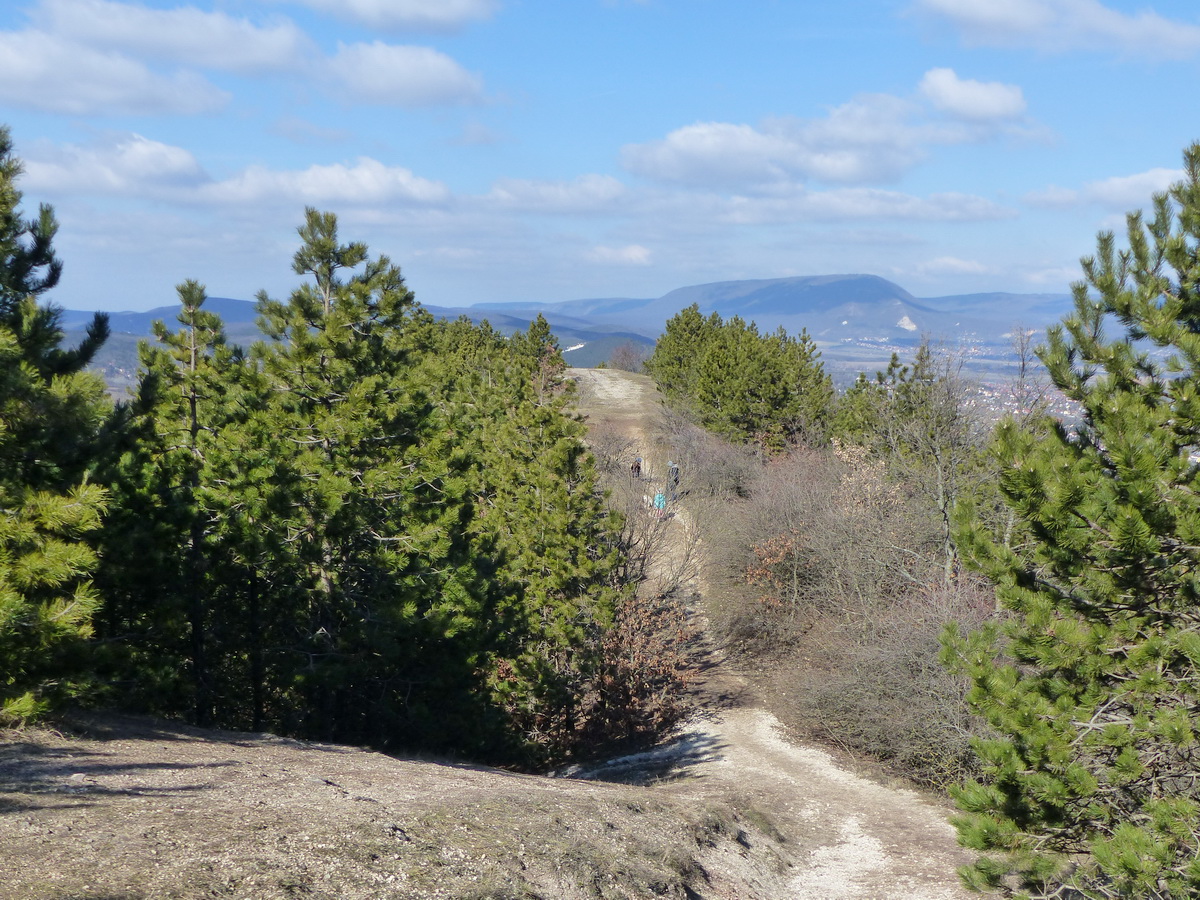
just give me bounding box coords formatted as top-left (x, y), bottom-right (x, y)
top-left (3, 0), bottom-right (1200, 313)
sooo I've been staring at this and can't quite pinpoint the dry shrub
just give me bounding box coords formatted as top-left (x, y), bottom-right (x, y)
top-left (578, 588), bottom-right (702, 754)
top-left (706, 446), bottom-right (931, 652)
top-left (707, 445), bottom-right (993, 788)
top-left (607, 340), bottom-right (650, 373)
top-left (778, 579), bottom-right (994, 789)
top-left (584, 422), bottom-right (639, 480)
top-left (652, 408), bottom-right (757, 500)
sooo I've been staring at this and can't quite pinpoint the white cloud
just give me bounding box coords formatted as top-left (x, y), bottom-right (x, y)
top-left (914, 0), bottom-right (1200, 58)
top-left (662, 183), bottom-right (1013, 225)
top-left (587, 244), bottom-right (652, 265)
top-left (1026, 166), bottom-right (1183, 209)
top-left (796, 94), bottom-right (960, 168)
top-left (197, 158), bottom-right (452, 207)
top-left (917, 255), bottom-right (992, 275)
top-left (0, 4), bottom-right (485, 115)
top-left (621, 94), bottom-right (941, 187)
top-left (1083, 168), bottom-right (1183, 207)
top-left (24, 133), bottom-right (208, 195)
top-left (35, 0), bottom-right (312, 72)
top-left (0, 30), bottom-right (227, 115)
top-left (283, 0), bottom-right (498, 31)
top-left (622, 121), bottom-right (802, 186)
top-left (790, 188), bottom-right (1014, 222)
top-left (621, 77), bottom-right (1035, 190)
top-left (485, 175), bottom-right (627, 213)
top-left (22, 135), bottom-right (450, 212)
top-left (919, 68), bottom-right (1026, 120)
top-left (1023, 264), bottom-right (1082, 286)
top-left (915, 0), bottom-right (1054, 32)
top-left (327, 42), bottom-right (484, 106)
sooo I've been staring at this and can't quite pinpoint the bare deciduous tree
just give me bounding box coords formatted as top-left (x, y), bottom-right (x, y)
top-left (607, 341), bottom-right (650, 373)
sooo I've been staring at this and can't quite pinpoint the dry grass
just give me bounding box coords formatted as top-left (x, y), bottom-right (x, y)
top-left (0, 713), bottom-right (790, 900)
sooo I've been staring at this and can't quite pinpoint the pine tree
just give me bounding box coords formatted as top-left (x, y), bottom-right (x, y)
top-left (0, 127), bottom-right (110, 722)
top-left (944, 143), bottom-right (1200, 898)
top-left (778, 326), bottom-right (834, 444)
top-left (644, 303), bottom-right (719, 407)
top-left (250, 208), bottom-right (485, 747)
top-left (476, 321), bottom-right (623, 762)
top-left (404, 313), bottom-right (627, 763)
top-left (0, 325), bottom-right (109, 722)
top-left (93, 210), bottom-right (633, 763)
top-left (649, 306), bottom-right (833, 451)
top-left (831, 353), bottom-right (907, 444)
top-left (94, 281), bottom-right (249, 724)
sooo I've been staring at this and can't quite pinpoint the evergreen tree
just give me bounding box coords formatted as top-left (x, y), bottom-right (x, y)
top-left (644, 303), bottom-right (719, 407)
top-left (778, 326), bottom-right (835, 444)
top-left (0, 127), bottom-right (110, 722)
top-left (0, 126), bottom-right (108, 376)
top-left (693, 316), bottom-right (778, 444)
top-left (648, 305), bottom-right (833, 451)
top-left (250, 208), bottom-right (486, 748)
top-left (94, 210), bottom-right (638, 764)
top-left (477, 321), bottom-right (623, 762)
top-left (94, 282), bottom-right (249, 724)
top-left (0, 324), bottom-right (108, 722)
top-left (403, 313), bottom-right (627, 762)
top-left (944, 143), bottom-right (1200, 898)
top-left (831, 352), bottom-right (911, 446)
top-left (0, 133), bottom-right (57, 308)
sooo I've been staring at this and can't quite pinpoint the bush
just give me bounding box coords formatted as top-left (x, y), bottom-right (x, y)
top-left (578, 588), bottom-right (701, 753)
top-left (789, 582), bottom-right (994, 789)
top-left (707, 445), bottom-right (992, 787)
top-left (607, 341), bottom-right (650, 373)
top-left (652, 408), bottom-right (757, 500)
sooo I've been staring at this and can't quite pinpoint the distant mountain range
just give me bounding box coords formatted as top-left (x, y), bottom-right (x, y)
top-left (63, 274), bottom-right (1075, 389)
top-left (476, 274), bottom-right (1074, 378)
top-left (475, 274), bottom-right (1074, 349)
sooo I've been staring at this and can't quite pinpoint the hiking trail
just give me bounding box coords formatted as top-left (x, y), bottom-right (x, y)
top-left (569, 366), bottom-right (974, 900)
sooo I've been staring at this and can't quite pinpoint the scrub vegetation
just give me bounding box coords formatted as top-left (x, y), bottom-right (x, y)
top-left (641, 143), bottom-right (1200, 898)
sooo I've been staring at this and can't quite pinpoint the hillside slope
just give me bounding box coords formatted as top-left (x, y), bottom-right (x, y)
top-left (0, 713), bottom-right (791, 899)
top-left (0, 369), bottom-right (974, 900)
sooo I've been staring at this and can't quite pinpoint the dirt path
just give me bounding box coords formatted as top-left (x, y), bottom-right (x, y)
top-left (569, 367), bottom-right (974, 900)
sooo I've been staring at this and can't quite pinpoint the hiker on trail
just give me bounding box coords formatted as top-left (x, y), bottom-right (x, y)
top-left (667, 461), bottom-right (680, 501)
top-left (631, 456), bottom-right (642, 479)
top-left (653, 491), bottom-right (666, 518)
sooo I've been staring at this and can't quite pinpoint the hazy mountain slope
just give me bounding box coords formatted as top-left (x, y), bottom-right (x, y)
top-left (61, 297), bottom-right (655, 390)
top-left (477, 276), bottom-right (1074, 347)
top-left (61, 278), bottom-right (1076, 349)
top-left (60, 277), bottom-right (1075, 390)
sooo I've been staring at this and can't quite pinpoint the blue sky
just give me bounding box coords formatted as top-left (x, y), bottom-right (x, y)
top-left (3, 0), bottom-right (1199, 313)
